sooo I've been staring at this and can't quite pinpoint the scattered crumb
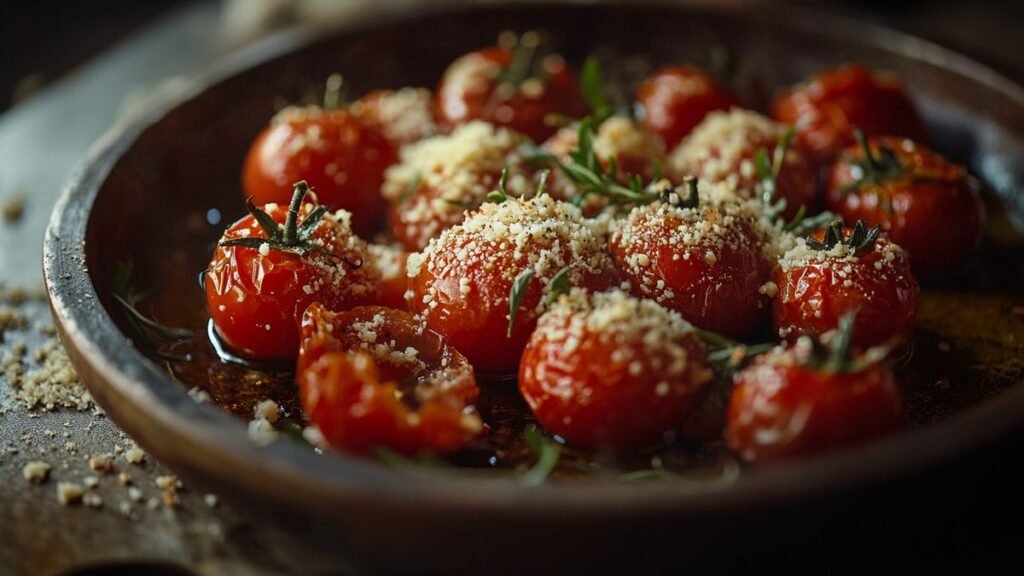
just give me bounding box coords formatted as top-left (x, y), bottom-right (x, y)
top-left (117, 472), bottom-right (132, 486)
top-left (2, 193), bottom-right (25, 222)
top-left (187, 386), bottom-right (211, 403)
top-left (254, 399), bottom-right (279, 423)
top-left (89, 453), bottom-right (114, 473)
top-left (302, 425), bottom-right (326, 449)
top-left (127, 487), bottom-right (143, 502)
top-left (22, 461), bottom-right (51, 483)
top-left (123, 443), bottom-right (146, 465)
top-left (118, 501), bottom-right (133, 517)
top-left (83, 476), bottom-right (99, 489)
top-left (248, 417), bottom-right (278, 446)
top-left (204, 494), bottom-right (219, 508)
top-left (82, 492), bottom-right (103, 508)
top-left (57, 482), bottom-right (84, 505)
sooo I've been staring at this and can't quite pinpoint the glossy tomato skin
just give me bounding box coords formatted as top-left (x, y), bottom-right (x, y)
top-left (242, 107), bottom-right (396, 237)
top-left (519, 290), bottom-right (712, 450)
top-left (297, 304), bottom-right (481, 455)
top-left (367, 244), bottom-right (411, 311)
top-left (205, 204), bottom-right (379, 360)
top-left (636, 65), bottom-right (740, 150)
top-left (772, 64), bottom-right (926, 163)
top-left (669, 109), bottom-right (818, 219)
top-left (610, 197), bottom-right (773, 338)
top-left (408, 196), bottom-right (621, 373)
top-left (826, 136), bottom-right (984, 272)
top-left (434, 46), bottom-right (587, 142)
top-left (726, 346), bottom-right (905, 463)
top-left (773, 229), bottom-right (918, 349)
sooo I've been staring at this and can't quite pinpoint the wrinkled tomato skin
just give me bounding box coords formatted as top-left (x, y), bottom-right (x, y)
top-left (519, 318), bottom-right (710, 450)
top-left (826, 137), bottom-right (985, 273)
top-left (434, 47), bottom-right (587, 142)
top-left (242, 109), bottom-right (396, 237)
top-left (773, 65), bottom-right (926, 163)
top-left (727, 356), bottom-right (905, 463)
top-left (297, 305), bottom-right (481, 456)
top-left (773, 232), bottom-right (918, 349)
top-left (636, 66), bottom-right (740, 150)
top-left (204, 205), bottom-right (378, 361)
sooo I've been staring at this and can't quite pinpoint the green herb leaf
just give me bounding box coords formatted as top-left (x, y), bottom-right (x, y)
top-left (520, 424), bottom-right (561, 486)
top-left (546, 266), bottom-right (572, 305)
top-left (580, 56), bottom-right (612, 122)
top-left (507, 268), bottom-right (535, 337)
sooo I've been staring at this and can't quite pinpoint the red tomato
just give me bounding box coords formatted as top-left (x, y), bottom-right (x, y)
top-left (350, 88), bottom-right (438, 147)
top-left (826, 135), bottom-right (984, 272)
top-left (297, 304), bottom-right (482, 456)
top-left (773, 221), bottom-right (918, 348)
top-left (669, 109), bottom-right (817, 219)
top-left (205, 185), bottom-right (379, 360)
top-left (434, 38), bottom-right (587, 142)
top-left (772, 64), bottom-right (927, 163)
top-left (636, 65), bottom-right (740, 150)
top-left (382, 121), bottom-right (527, 251)
top-left (242, 107), bottom-right (396, 237)
top-left (367, 243), bottom-right (410, 310)
top-left (408, 195), bottom-right (621, 373)
top-left (519, 290), bottom-right (712, 450)
top-left (610, 184), bottom-right (773, 338)
top-left (726, 336), bottom-right (905, 463)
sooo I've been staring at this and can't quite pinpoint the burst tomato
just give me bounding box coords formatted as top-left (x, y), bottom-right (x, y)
top-left (773, 220), bottom-right (918, 348)
top-left (825, 135), bottom-right (984, 272)
top-left (434, 34), bottom-right (587, 142)
top-left (205, 183), bottom-right (379, 360)
top-left (636, 65), bottom-right (740, 150)
top-left (408, 195), bottom-right (620, 373)
top-left (772, 64), bottom-right (926, 163)
top-left (519, 290), bottom-right (712, 450)
top-left (242, 107), bottom-right (396, 237)
top-left (610, 180), bottom-right (773, 338)
top-left (727, 319), bottom-right (905, 463)
top-left (297, 304), bottom-right (482, 455)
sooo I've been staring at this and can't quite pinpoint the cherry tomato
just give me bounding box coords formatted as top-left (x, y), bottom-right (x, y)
top-left (297, 304), bottom-right (482, 456)
top-left (434, 35), bottom-right (587, 142)
top-left (727, 331), bottom-right (905, 463)
top-left (205, 184), bottom-right (379, 360)
top-left (773, 221), bottom-right (918, 348)
top-left (367, 243), bottom-right (410, 311)
top-left (408, 195), bottom-right (621, 373)
top-left (610, 181), bottom-right (773, 338)
top-left (382, 121), bottom-right (528, 251)
top-left (669, 109), bottom-right (817, 218)
top-left (826, 135), bottom-right (984, 272)
top-left (350, 88), bottom-right (438, 147)
top-left (242, 107), bottom-right (396, 237)
top-left (772, 64), bottom-right (927, 163)
top-left (540, 117), bottom-right (665, 214)
top-left (520, 290), bottom-right (712, 450)
top-left (636, 65), bottom-right (740, 150)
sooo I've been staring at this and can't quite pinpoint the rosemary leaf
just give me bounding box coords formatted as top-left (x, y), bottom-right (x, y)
top-left (507, 268), bottom-right (535, 337)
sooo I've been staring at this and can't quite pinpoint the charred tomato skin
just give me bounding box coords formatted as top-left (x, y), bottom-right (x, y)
top-left (204, 204), bottom-right (378, 361)
top-left (434, 46), bottom-right (587, 142)
top-left (242, 108), bottom-right (396, 237)
top-left (726, 349), bottom-right (905, 463)
top-left (773, 228), bottom-right (918, 349)
top-left (826, 136), bottom-right (985, 273)
top-left (297, 305), bottom-right (481, 456)
top-left (519, 292), bottom-right (712, 451)
top-left (772, 64), bottom-right (927, 163)
top-left (636, 65), bottom-right (740, 150)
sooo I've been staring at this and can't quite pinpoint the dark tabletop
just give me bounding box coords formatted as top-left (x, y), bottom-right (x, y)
top-left (1, 1), bottom-right (1021, 575)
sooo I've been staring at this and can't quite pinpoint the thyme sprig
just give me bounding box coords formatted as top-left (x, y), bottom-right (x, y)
top-left (846, 128), bottom-right (905, 190)
top-left (695, 327), bottom-right (774, 376)
top-left (219, 181), bottom-right (360, 268)
top-left (112, 261), bottom-right (194, 361)
top-left (805, 219), bottom-right (880, 256)
top-left (754, 126), bottom-right (796, 207)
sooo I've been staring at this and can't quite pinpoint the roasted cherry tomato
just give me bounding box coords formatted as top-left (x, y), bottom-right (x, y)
top-left (727, 315), bottom-right (905, 463)
top-left (520, 290), bottom-right (712, 450)
top-left (242, 106), bottom-right (396, 237)
top-left (205, 183), bottom-right (379, 360)
top-left (610, 179), bottom-right (773, 338)
top-left (825, 134), bottom-right (984, 272)
top-left (636, 65), bottom-right (740, 150)
top-left (772, 64), bottom-right (927, 163)
top-left (382, 121), bottom-right (528, 251)
top-left (669, 109), bottom-right (817, 218)
top-left (350, 88), bottom-right (438, 147)
top-left (297, 304), bottom-right (482, 456)
top-left (434, 33), bottom-right (587, 142)
top-left (367, 243), bottom-right (411, 310)
top-left (773, 220), bottom-right (918, 348)
top-left (408, 195), bottom-right (620, 373)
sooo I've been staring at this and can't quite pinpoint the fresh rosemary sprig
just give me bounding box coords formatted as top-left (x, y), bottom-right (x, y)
top-left (497, 31), bottom-right (546, 88)
top-left (545, 265), bottom-right (572, 305)
top-left (486, 167), bottom-right (511, 204)
top-left (580, 56), bottom-right (613, 123)
top-left (805, 219), bottom-right (880, 256)
top-left (507, 268), bottom-right (535, 337)
top-left (520, 424), bottom-right (562, 486)
top-left (112, 260), bottom-right (194, 361)
top-left (754, 126), bottom-right (795, 207)
top-left (695, 327), bottom-right (774, 376)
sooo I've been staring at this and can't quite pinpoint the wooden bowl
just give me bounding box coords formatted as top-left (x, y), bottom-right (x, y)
top-left (44, 1), bottom-right (1024, 573)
